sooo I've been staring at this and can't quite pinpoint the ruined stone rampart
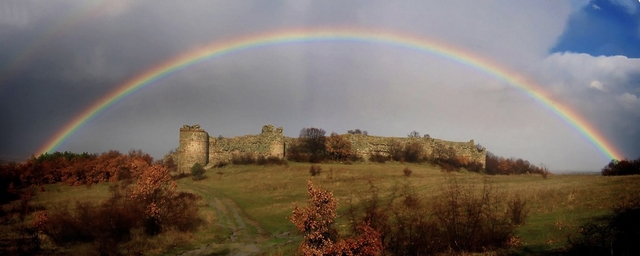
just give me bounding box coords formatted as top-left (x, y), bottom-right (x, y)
top-left (177, 124), bottom-right (486, 170)
top-left (209, 125), bottom-right (285, 164)
top-left (343, 134), bottom-right (486, 167)
top-left (178, 124), bottom-right (209, 174)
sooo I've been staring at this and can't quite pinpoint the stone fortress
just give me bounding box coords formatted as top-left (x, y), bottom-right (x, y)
top-left (177, 124), bottom-right (486, 174)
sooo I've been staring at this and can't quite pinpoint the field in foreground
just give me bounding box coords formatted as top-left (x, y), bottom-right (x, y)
top-left (18, 162), bottom-right (640, 255)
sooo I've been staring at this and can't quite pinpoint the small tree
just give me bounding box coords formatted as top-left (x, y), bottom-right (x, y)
top-left (130, 165), bottom-right (176, 235)
top-left (290, 181), bottom-right (338, 254)
top-left (407, 131), bottom-right (420, 138)
top-left (290, 181), bottom-right (382, 255)
top-left (191, 163), bottom-right (206, 181)
top-left (325, 133), bottom-right (353, 161)
top-left (299, 127), bottom-right (327, 163)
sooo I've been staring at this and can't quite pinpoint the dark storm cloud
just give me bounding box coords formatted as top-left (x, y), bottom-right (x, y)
top-left (1, 0), bottom-right (638, 171)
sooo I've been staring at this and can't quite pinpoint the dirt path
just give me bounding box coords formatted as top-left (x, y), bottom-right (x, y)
top-left (178, 185), bottom-right (267, 256)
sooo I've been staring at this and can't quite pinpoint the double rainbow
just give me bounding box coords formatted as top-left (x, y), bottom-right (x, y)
top-left (35, 28), bottom-right (624, 161)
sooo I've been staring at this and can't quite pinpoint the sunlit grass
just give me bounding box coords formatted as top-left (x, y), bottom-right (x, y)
top-left (26, 162), bottom-right (640, 254)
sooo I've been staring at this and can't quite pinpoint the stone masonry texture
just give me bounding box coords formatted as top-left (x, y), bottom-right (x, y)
top-left (177, 124), bottom-right (486, 172)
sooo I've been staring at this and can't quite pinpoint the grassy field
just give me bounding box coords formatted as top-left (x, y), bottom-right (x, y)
top-left (20, 162), bottom-right (640, 255)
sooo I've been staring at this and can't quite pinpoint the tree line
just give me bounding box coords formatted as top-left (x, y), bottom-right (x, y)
top-left (0, 150), bottom-right (203, 255)
top-left (601, 157), bottom-right (640, 176)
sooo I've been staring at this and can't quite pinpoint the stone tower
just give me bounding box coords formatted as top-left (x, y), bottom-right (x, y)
top-left (178, 124), bottom-right (209, 174)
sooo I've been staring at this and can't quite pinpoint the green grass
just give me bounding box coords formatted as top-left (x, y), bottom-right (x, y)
top-left (20, 162), bottom-right (640, 255)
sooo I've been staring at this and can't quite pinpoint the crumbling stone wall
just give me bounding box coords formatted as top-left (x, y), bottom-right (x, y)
top-left (208, 125), bottom-right (285, 164)
top-left (178, 124), bottom-right (209, 174)
top-left (343, 134), bottom-right (486, 167)
top-left (177, 124), bottom-right (485, 168)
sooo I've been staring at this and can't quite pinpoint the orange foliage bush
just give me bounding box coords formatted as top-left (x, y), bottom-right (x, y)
top-left (290, 181), bottom-right (382, 255)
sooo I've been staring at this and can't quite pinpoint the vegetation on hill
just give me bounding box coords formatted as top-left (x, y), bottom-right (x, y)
top-left (485, 151), bottom-right (550, 176)
top-left (601, 157), bottom-right (640, 176)
top-left (2, 147), bottom-right (640, 255)
top-left (0, 150), bottom-right (204, 255)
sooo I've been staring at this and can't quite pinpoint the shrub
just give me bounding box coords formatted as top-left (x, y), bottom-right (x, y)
top-left (256, 156), bottom-right (287, 166)
top-left (213, 161), bottom-right (228, 168)
top-left (309, 165), bottom-right (322, 176)
top-left (389, 141), bottom-right (404, 162)
top-left (231, 153), bottom-right (256, 165)
top-left (402, 142), bottom-right (424, 163)
top-left (601, 157), bottom-right (640, 176)
top-left (190, 163), bottom-right (206, 181)
top-left (299, 127), bottom-right (328, 163)
top-left (290, 181), bottom-right (382, 255)
top-left (286, 143), bottom-right (310, 162)
top-left (325, 133), bottom-right (354, 162)
top-left (403, 167), bottom-right (412, 177)
top-left (368, 153), bottom-right (389, 163)
top-left (433, 179), bottom-right (523, 252)
top-left (346, 178), bottom-right (527, 254)
top-left (35, 175), bottom-right (202, 253)
top-left (508, 193), bottom-right (529, 225)
top-left (567, 195), bottom-right (640, 255)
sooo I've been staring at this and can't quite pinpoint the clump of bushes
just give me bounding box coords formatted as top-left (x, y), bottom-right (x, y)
top-left (403, 167), bottom-right (412, 177)
top-left (566, 195), bottom-right (640, 255)
top-left (290, 181), bottom-right (383, 255)
top-left (231, 153), bottom-right (287, 166)
top-left (368, 153), bottom-right (389, 163)
top-left (191, 163), bottom-right (206, 181)
top-left (32, 166), bottom-right (203, 254)
top-left (484, 151), bottom-right (549, 175)
top-left (601, 157), bottom-right (640, 176)
top-left (309, 165), bottom-right (322, 176)
top-left (344, 178), bottom-right (528, 254)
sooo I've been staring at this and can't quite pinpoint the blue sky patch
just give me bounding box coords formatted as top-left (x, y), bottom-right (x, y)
top-left (551, 0), bottom-right (640, 57)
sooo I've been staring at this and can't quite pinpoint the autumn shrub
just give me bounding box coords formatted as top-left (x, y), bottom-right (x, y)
top-left (508, 193), bottom-right (529, 225)
top-left (403, 167), bottom-right (412, 177)
top-left (389, 141), bottom-right (404, 162)
top-left (256, 156), bottom-right (287, 166)
top-left (309, 165), bottom-right (322, 176)
top-left (432, 179), bottom-right (524, 252)
top-left (485, 151), bottom-right (547, 175)
top-left (231, 153), bottom-right (256, 165)
top-left (190, 163), bottom-right (206, 181)
top-left (36, 168), bottom-right (202, 253)
top-left (37, 193), bottom-right (139, 251)
top-left (346, 178), bottom-right (527, 254)
top-left (402, 142), bottom-right (425, 163)
top-left (325, 133), bottom-right (354, 162)
top-left (566, 195), bottom-right (640, 255)
top-left (213, 161), bottom-right (228, 168)
top-left (290, 181), bottom-right (382, 255)
top-left (368, 153), bottom-right (389, 163)
top-left (130, 165), bottom-right (176, 235)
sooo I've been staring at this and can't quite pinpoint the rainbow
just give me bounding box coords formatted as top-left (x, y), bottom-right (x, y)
top-left (35, 28), bottom-right (625, 161)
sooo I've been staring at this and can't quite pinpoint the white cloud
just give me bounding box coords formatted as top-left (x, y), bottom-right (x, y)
top-left (589, 80), bottom-right (607, 91)
top-left (538, 53), bottom-right (640, 96)
top-left (592, 4), bottom-right (602, 10)
top-left (618, 92), bottom-right (640, 112)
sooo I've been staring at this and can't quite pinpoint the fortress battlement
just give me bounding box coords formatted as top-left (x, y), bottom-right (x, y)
top-left (177, 124), bottom-right (486, 173)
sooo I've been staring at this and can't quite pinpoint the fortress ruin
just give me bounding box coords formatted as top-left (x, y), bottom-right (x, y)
top-left (177, 124), bottom-right (486, 174)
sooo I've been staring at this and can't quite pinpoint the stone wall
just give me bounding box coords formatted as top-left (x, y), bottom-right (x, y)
top-left (208, 125), bottom-right (285, 165)
top-left (178, 124), bottom-right (209, 174)
top-left (343, 134), bottom-right (486, 167)
top-left (177, 124), bottom-right (486, 169)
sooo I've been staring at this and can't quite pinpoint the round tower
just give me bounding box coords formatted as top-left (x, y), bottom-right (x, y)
top-left (178, 124), bottom-right (209, 174)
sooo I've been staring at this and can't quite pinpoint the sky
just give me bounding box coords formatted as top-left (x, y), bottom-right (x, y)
top-left (1, 0), bottom-right (639, 172)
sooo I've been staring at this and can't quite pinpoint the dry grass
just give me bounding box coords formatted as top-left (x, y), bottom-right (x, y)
top-left (9, 162), bottom-right (640, 254)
